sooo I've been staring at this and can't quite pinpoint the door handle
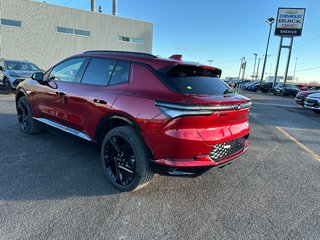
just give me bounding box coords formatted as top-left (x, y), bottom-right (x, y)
top-left (56, 91), bottom-right (66, 96)
top-left (93, 99), bottom-right (107, 104)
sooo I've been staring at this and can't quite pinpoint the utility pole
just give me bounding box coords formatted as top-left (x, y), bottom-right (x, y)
top-left (259, 17), bottom-right (274, 91)
top-left (241, 60), bottom-right (247, 80)
top-left (293, 57), bottom-right (298, 82)
top-left (252, 53), bottom-right (257, 81)
top-left (255, 58), bottom-right (261, 81)
top-left (207, 60), bottom-right (213, 66)
top-left (238, 57), bottom-right (245, 80)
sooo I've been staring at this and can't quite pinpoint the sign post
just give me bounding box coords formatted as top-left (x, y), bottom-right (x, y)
top-left (273, 8), bottom-right (306, 86)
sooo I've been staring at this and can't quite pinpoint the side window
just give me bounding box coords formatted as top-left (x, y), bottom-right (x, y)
top-left (49, 58), bottom-right (85, 82)
top-left (81, 58), bottom-right (116, 86)
top-left (109, 61), bottom-right (130, 85)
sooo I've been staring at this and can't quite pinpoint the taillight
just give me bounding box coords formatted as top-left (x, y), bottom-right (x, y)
top-left (155, 101), bottom-right (251, 119)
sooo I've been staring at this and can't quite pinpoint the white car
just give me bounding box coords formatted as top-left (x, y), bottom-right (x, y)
top-left (304, 92), bottom-right (320, 113)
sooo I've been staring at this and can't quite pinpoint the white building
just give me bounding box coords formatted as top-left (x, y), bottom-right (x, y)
top-left (0, 0), bottom-right (153, 69)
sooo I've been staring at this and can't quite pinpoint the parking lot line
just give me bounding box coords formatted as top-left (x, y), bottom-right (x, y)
top-left (276, 126), bottom-right (320, 162)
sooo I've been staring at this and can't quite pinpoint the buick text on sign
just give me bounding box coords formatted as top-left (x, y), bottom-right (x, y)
top-left (275, 8), bottom-right (306, 37)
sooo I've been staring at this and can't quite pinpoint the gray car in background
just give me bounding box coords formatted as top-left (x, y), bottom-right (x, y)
top-left (0, 59), bottom-right (41, 94)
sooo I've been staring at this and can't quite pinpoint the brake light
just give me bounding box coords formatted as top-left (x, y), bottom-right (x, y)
top-left (155, 101), bottom-right (251, 118)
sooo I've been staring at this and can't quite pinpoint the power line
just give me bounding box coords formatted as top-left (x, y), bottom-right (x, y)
top-left (295, 66), bottom-right (320, 73)
top-left (64, 0), bottom-right (74, 7)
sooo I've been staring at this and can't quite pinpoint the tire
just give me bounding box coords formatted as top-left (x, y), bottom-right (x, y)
top-left (101, 126), bottom-right (154, 191)
top-left (3, 78), bottom-right (11, 94)
top-left (313, 110), bottom-right (320, 114)
top-left (16, 96), bottom-right (43, 134)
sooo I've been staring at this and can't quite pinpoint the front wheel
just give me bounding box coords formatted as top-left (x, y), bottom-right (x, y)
top-left (101, 126), bottom-right (154, 191)
top-left (17, 96), bottom-right (43, 134)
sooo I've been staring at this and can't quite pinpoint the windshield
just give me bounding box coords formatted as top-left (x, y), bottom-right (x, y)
top-left (6, 61), bottom-right (40, 71)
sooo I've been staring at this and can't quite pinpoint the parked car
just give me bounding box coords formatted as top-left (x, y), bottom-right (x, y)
top-left (0, 58), bottom-right (41, 94)
top-left (295, 89), bottom-right (320, 106)
top-left (274, 83), bottom-right (300, 96)
top-left (259, 82), bottom-right (273, 93)
top-left (15, 51), bottom-right (251, 191)
top-left (244, 81), bottom-right (258, 90)
top-left (304, 92), bottom-right (320, 113)
top-left (247, 82), bottom-right (260, 91)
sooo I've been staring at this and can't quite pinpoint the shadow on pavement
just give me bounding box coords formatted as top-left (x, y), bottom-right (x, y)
top-left (0, 113), bottom-right (120, 201)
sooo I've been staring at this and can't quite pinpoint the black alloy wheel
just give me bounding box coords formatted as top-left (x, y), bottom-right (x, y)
top-left (17, 100), bottom-right (29, 132)
top-left (101, 126), bottom-right (154, 191)
top-left (16, 96), bottom-right (42, 134)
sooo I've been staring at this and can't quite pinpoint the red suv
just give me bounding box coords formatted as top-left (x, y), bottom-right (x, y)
top-left (15, 51), bottom-right (251, 191)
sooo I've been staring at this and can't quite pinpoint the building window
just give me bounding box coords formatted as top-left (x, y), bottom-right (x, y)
top-left (0, 18), bottom-right (22, 27)
top-left (118, 35), bottom-right (145, 45)
top-left (74, 29), bottom-right (90, 37)
top-left (56, 26), bottom-right (90, 37)
top-left (57, 26), bottom-right (73, 34)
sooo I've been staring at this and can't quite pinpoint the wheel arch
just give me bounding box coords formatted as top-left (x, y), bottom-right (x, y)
top-left (15, 89), bottom-right (28, 106)
top-left (95, 113), bottom-right (154, 159)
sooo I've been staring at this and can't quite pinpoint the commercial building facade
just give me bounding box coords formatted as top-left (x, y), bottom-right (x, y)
top-left (0, 0), bottom-right (153, 69)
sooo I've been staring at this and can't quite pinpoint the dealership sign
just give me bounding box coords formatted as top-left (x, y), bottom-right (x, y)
top-left (275, 8), bottom-right (306, 37)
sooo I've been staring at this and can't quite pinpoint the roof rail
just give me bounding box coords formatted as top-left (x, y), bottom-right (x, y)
top-left (83, 50), bottom-right (157, 58)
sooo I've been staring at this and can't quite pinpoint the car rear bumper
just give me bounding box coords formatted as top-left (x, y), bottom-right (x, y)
top-left (150, 138), bottom-right (249, 176)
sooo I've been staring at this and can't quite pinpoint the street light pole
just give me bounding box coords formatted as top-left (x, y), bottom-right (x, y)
top-left (252, 53), bottom-right (257, 81)
top-left (293, 57), bottom-right (298, 82)
top-left (255, 58), bottom-right (261, 81)
top-left (259, 17), bottom-right (274, 91)
top-left (207, 59), bottom-right (213, 66)
top-left (238, 57), bottom-right (245, 80)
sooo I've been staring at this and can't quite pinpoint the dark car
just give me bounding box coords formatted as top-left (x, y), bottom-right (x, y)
top-left (0, 58), bottom-right (41, 94)
top-left (259, 82), bottom-right (273, 93)
top-left (295, 89), bottom-right (320, 106)
top-left (274, 83), bottom-right (300, 96)
top-left (15, 51), bottom-right (251, 191)
top-left (247, 82), bottom-right (260, 91)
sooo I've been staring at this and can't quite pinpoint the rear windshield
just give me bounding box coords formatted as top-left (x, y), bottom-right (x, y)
top-left (165, 65), bottom-right (230, 95)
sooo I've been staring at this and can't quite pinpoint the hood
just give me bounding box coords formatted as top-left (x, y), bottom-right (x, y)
top-left (6, 70), bottom-right (35, 78)
top-left (308, 93), bottom-right (320, 99)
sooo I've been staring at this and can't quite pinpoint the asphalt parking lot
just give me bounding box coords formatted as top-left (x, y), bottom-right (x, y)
top-left (0, 91), bottom-right (320, 240)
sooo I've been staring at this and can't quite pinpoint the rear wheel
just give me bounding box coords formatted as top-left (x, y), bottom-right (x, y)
top-left (17, 96), bottom-right (42, 134)
top-left (101, 126), bottom-right (154, 191)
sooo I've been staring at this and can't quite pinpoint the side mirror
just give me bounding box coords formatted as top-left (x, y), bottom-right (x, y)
top-left (31, 71), bottom-right (44, 81)
top-left (0, 66), bottom-right (3, 71)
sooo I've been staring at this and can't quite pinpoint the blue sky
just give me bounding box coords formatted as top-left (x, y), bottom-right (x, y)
top-left (35, 0), bottom-right (320, 83)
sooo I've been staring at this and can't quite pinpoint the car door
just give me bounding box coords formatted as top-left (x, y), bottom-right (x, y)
top-left (65, 58), bottom-right (130, 138)
top-left (31, 57), bottom-right (87, 125)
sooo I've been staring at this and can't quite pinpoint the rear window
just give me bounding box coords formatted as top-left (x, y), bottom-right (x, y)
top-left (165, 65), bottom-right (229, 95)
